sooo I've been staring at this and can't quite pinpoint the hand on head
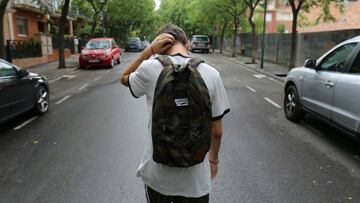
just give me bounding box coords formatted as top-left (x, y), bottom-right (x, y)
top-left (150, 33), bottom-right (175, 55)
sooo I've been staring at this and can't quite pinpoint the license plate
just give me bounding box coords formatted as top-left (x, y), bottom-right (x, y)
top-left (88, 60), bottom-right (99, 63)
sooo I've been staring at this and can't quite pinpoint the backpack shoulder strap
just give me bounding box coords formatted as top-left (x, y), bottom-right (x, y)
top-left (188, 57), bottom-right (204, 69)
top-left (155, 55), bottom-right (173, 67)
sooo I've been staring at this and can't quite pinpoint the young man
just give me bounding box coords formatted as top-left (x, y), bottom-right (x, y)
top-left (120, 24), bottom-right (230, 202)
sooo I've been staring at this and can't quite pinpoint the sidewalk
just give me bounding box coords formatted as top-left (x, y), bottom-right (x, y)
top-left (216, 49), bottom-right (289, 80)
top-left (26, 54), bottom-right (80, 81)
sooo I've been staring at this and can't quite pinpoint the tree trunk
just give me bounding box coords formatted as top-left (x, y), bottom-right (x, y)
top-left (212, 22), bottom-right (215, 53)
top-left (0, 0), bottom-right (9, 60)
top-left (220, 19), bottom-right (228, 54)
top-left (91, 20), bottom-right (97, 37)
top-left (249, 8), bottom-right (257, 64)
top-left (58, 0), bottom-right (71, 69)
top-left (289, 11), bottom-right (298, 69)
top-left (232, 13), bottom-right (238, 57)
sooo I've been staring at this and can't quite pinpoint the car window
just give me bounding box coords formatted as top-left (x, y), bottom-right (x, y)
top-left (349, 51), bottom-right (360, 74)
top-left (85, 40), bottom-right (110, 49)
top-left (0, 61), bottom-right (17, 77)
top-left (319, 43), bottom-right (357, 72)
top-left (194, 36), bottom-right (209, 42)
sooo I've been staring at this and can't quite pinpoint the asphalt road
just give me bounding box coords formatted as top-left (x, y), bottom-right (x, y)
top-left (0, 52), bottom-right (359, 203)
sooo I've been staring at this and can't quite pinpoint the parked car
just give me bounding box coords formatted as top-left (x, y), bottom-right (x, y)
top-left (190, 35), bottom-right (210, 53)
top-left (0, 59), bottom-right (49, 124)
top-left (142, 39), bottom-right (150, 50)
top-left (79, 38), bottom-right (121, 69)
top-left (125, 37), bottom-right (143, 52)
top-left (284, 36), bottom-right (360, 138)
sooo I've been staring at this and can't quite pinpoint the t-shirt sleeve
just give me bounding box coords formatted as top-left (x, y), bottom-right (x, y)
top-left (211, 74), bottom-right (230, 120)
top-left (128, 61), bottom-right (149, 98)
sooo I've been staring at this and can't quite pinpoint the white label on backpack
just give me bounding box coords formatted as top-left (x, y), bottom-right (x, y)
top-left (175, 98), bottom-right (189, 107)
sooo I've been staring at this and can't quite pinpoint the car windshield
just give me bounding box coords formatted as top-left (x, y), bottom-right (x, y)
top-left (85, 40), bottom-right (110, 49)
top-left (128, 38), bottom-right (140, 43)
top-left (194, 36), bottom-right (209, 41)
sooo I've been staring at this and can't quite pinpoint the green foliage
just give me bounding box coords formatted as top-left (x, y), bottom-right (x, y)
top-left (106, 0), bottom-right (154, 44)
top-left (276, 23), bottom-right (286, 33)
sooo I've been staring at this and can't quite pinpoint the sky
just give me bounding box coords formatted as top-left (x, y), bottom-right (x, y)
top-left (154, 0), bottom-right (161, 10)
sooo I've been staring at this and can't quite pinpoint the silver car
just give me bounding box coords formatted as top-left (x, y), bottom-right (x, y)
top-left (190, 35), bottom-right (210, 53)
top-left (284, 36), bottom-right (360, 138)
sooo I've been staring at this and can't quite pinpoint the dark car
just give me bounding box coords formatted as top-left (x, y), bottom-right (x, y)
top-left (0, 59), bottom-right (49, 124)
top-left (125, 37), bottom-right (142, 52)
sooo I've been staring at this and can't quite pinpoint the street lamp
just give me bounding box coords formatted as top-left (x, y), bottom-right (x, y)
top-left (260, 0), bottom-right (267, 69)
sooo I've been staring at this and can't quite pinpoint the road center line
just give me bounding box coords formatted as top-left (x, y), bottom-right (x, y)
top-left (78, 84), bottom-right (89, 90)
top-left (94, 76), bottom-right (102, 81)
top-left (246, 85), bottom-right (257, 92)
top-left (14, 116), bottom-right (38, 130)
top-left (55, 95), bottom-right (71, 105)
top-left (264, 97), bottom-right (282, 109)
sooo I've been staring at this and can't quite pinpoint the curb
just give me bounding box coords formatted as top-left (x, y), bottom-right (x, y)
top-left (216, 52), bottom-right (286, 84)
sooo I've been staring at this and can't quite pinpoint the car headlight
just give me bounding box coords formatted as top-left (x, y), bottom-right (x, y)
top-left (104, 50), bottom-right (110, 56)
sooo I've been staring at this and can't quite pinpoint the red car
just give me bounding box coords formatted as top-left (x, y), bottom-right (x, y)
top-left (79, 38), bottom-right (121, 69)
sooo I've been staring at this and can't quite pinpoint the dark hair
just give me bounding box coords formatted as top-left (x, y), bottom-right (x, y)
top-left (156, 24), bottom-right (187, 46)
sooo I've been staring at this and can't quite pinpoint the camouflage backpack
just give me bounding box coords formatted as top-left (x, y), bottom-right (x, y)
top-left (152, 55), bottom-right (212, 168)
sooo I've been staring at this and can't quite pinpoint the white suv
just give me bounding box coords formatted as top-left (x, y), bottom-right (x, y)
top-left (190, 35), bottom-right (210, 53)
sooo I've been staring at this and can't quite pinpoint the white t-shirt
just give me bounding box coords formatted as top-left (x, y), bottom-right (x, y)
top-left (128, 54), bottom-right (230, 198)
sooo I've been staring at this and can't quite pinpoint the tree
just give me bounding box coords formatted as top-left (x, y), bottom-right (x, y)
top-left (245, 0), bottom-right (261, 63)
top-left (106, 0), bottom-right (154, 44)
top-left (214, 0), bottom-right (247, 57)
top-left (58, 0), bottom-right (71, 69)
top-left (86, 0), bottom-right (107, 36)
top-left (0, 0), bottom-right (10, 59)
top-left (286, 0), bottom-right (343, 69)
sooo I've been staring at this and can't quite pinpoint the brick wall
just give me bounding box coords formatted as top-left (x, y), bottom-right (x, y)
top-left (13, 9), bottom-right (46, 40)
top-left (12, 48), bottom-right (72, 69)
top-left (12, 55), bottom-right (48, 68)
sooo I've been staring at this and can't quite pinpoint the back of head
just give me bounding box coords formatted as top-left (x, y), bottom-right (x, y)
top-left (157, 24), bottom-right (187, 46)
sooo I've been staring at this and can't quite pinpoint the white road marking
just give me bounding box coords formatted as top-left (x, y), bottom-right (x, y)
top-left (264, 97), bottom-right (282, 109)
top-left (49, 76), bottom-right (62, 84)
top-left (55, 95), bottom-right (71, 105)
top-left (14, 117), bottom-right (38, 130)
top-left (267, 77), bottom-right (284, 85)
top-left (254, 74), bottom-right (266, 79)
top-left (62, 75), bottom-right (77, 79)
top-left (94, 76), bottom-right (102, 81)
top-left (246, 85), bottom-right (257, 92)
top-left (78, 84), bottom-right (89, 90)
top-left (106, 70), bottom-right (111, 73)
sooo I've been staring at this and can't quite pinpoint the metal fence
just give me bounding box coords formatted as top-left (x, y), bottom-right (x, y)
top-left (6, 40), bottom-right (42, 62)
top-left (52, 37), bottom-right (75, 54)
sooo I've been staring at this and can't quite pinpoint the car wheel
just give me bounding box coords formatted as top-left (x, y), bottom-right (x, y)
top-left (284, 85), bottom-right (304, 122)
top-left (110, 57), bottom-right (115, 68)
top-left (34, 86), bottom-right (49, 114)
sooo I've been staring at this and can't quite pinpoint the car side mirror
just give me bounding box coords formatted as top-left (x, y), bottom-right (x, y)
top-left (17, 69), bottom-right (29, 78)
top-left (304, 59), bottom-right (317, 69)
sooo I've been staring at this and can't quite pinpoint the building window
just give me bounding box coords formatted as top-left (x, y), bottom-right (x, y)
top-left (16, 17), bottom-right (28, 36)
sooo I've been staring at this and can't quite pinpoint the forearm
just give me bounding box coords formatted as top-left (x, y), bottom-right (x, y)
top-left (209, 120), bottom-right (223, 162)
top-left (120, 46), bottom-right (153, 86)
top-left (209, 137), bottom-right (221, 163)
